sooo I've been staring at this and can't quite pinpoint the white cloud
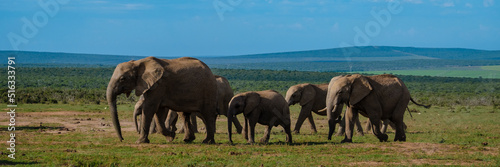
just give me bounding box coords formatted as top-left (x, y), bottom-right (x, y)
top-left (484, 0), bottom-right (495, 7)
top-left (404, 0), bottom-right (423, 4)
top-left (442, 2), bottom-right (454, 7)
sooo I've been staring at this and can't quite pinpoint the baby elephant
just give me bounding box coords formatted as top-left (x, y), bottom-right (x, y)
top-left (227, 90), bottom-right (292, 144)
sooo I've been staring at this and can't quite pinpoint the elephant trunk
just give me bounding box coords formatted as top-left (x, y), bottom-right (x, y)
top-left (228, 109), bottom-right (234, 144)
top-left (107, 81), bottom-right (124, 141)
top-left (133, 108), bottom-right (140, 134)
top-left (327, 103), bottom-right (343, 140)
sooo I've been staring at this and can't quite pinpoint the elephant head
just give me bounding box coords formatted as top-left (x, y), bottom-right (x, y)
top-left (328, 74), bottom-right (372, 107)
top-left (227, 92), bottom-right (260, 144)
top-left (326, 74), bottom-right (372, 140)
top-left (285, 84), bottom-right (316, 106)
top-left (106, 57), bottom-right (165, 141)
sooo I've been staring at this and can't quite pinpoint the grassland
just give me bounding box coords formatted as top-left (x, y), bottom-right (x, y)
top-left (1, 103), bottom-right (499, 166)
top-left (356, 66), bottom-right (500, 79)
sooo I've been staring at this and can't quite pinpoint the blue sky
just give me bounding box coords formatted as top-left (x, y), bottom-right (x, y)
top-left (1, 0), bottom-right (499, 57)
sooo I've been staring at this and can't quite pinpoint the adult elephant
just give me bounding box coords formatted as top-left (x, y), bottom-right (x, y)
top-left (285, 83), bottom-right (363, 135)
top-left (107, 57), bottom-right (218, 144)
top-left (326, 74), bottom-right (429, 143)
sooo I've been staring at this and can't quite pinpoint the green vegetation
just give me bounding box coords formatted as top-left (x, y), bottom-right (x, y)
top-left (1, 67), bottom-right (499, 107)
top-left (358, 66), bottom-right (500, 79)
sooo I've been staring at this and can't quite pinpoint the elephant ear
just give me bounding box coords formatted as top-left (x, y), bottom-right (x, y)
top-left (135, 57), bottom-right (165, 96)
top-left (349, 75), bottom-right (372, 105)
top-left (299, 84), bottom-right (316, 106)
top-left (244, 92), bottom-right (260, 115)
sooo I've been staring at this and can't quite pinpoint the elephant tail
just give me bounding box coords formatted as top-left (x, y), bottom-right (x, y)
top-left (410, 97), bottom-right (431, 109)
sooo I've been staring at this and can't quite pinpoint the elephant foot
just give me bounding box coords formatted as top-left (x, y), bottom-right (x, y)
top-left (394, 135), bottom-right (406, 142)
top-left (202, 138), bottom-right (215, 144)
top-left (378, 134), bottom-right (389, 142)
top-left (292, 130), bottom-right (300, 134)
top-left (135, 138), bottom-right (150, 144)
top-left (183, 135), bottom-right (196, 143)
top-left (286, 136), bottom-right (292, 144)
top-left (341, 138), bottom-right (352, 143)
top-left (165, 136), bottom-right (174, 142)
top-left (162, 130), bottom-right (176, 140)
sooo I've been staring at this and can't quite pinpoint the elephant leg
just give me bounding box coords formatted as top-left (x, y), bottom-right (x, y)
top-left (364, 120), bottom-right (372, 134)
top-left (190, 114), bottom-right (198, 133)
top-left (243, 118), bottom-right (249, 140)
top-left (392, 103), bottom-right (408, 142)
top-left (247, 118), bottom-right (257, 144)
top-left (150, 115), bottom-right (157, 134)
top-left (368, 117), bottom-right (388, 142)
top-left (181, 112), bottom-right (196, 143)
top-left (178, 112), bottom-right (186, 133)
top-left (200, 111), bottom-right (217, 144)
top-left (381, 119), bottom-right (390, 134)
top-left (335, 113), bottom-right (346, 136)
top-left (260, 118), bottom-right (277, 144)
top-left (341, 107), bottom-right (358, 143)
top-left (283, 119), bottom-right (293, 144)
top-left (354, 116), bottom-right (364, 136)
top-left (154, 107), bottom-right (175, 141)
top-left (166, 110), bottom-right (178, 132)
top-left (307, 114), bottom-right (317, 133)
top-left (293, 105), bottom-right (312, 134)
top-left (137, 101), bottom-right (161, 144)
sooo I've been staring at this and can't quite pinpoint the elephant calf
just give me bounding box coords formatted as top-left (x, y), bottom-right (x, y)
top-left (228, 90), bottom-right (292, 144)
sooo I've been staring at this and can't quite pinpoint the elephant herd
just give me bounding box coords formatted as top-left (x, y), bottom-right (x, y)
top-left (106, 57), bottom-right (430, 144)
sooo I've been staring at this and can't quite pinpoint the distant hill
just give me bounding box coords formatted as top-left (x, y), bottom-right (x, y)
top-left (1, 46), bottom-right (499, 71)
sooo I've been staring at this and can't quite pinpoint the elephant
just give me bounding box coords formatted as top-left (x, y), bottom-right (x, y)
top-left (107, 56), bottom-right (218, 144)
top-left (326, 74), bottom-right (430, 143)
top-left (133, 75), bottom-right (243, 135)
top-left (227, 90), bottom-right (292, 144)
top-left (285, 83), bottom-right (363, 135)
